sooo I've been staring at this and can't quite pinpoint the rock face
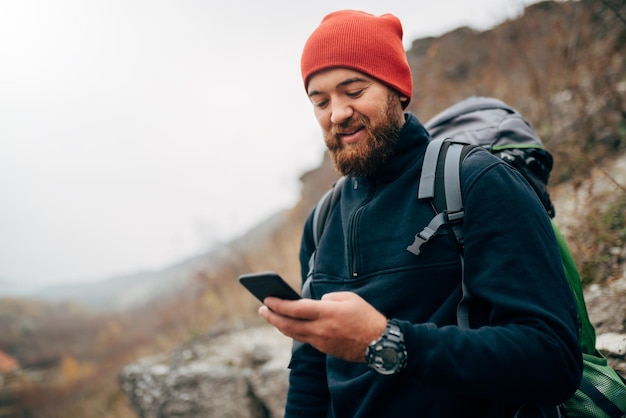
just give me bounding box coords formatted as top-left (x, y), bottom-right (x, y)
top-left (119, 325), bottom-right (292, 418)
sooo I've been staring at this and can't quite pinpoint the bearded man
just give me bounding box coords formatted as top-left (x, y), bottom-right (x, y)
top-left (259, 10), bottom-right (582, 418)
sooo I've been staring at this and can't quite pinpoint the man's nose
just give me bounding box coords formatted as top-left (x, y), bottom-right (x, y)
top-left (330, 99), bottom-right (354, 125)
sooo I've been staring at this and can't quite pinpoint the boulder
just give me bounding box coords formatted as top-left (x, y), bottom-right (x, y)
top-left (120, 325), bottom-right (292, 418)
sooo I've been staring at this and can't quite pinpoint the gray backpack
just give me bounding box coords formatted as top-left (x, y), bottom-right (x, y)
top-left (424, 96), bottom-right (555, 217)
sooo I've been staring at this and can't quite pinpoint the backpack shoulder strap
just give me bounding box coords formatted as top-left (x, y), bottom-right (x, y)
top-left (303, 176), bottom-right (346, 298)
top-left (408, 137), bottom-right (479, 328)
top-left (312, 176), bottom-right (346, 247)
top-left (407, 138), bottom-right (475, 256)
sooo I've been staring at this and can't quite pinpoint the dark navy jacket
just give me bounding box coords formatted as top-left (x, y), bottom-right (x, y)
top-left (286, 113), bottom-right (582, 418)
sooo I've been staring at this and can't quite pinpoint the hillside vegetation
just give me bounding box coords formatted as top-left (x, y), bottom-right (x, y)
top-left (0, 1), bottom-right (625, 416)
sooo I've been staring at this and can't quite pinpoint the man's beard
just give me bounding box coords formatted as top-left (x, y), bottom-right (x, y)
top-left (325, 95), bottom-right (403, 177)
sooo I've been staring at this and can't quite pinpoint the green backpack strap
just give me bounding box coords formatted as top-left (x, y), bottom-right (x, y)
top-left (551, 222), bottom-right (597, 355)
top-left (578, 372), bottom-right (625, 418)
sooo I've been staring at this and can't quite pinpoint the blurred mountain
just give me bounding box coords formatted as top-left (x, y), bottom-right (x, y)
top-left (4, 210), bottom-right (289, 312)
top-left (28, 254), bottom-right (218, 312)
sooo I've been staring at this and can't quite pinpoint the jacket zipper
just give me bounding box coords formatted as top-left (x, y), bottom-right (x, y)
top-left (348, 178), bottom-right (375, 277)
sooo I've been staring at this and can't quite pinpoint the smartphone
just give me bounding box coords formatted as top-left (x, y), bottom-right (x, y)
top-left (239, 271), bottom-right (301, 303)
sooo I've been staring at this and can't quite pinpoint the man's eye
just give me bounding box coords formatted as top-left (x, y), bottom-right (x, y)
top-left (313, 100), bottom-right (328, 108)
top-left (347, 89), bottom-right (364, 98)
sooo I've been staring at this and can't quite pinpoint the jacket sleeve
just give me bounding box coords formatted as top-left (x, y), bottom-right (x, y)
top-left (400, 150), bottom-right (582, 406)
top-left (284, 213), bottom-right (330, 417)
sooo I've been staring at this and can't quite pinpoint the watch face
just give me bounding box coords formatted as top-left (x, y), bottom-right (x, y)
top-left (378, 347), bottom-right (401, 369)
top-left (369, 345), bottom-right (405, 375)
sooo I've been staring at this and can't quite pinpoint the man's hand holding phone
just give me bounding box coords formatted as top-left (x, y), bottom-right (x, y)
top-left (239, 272), bottom-right (387, 363)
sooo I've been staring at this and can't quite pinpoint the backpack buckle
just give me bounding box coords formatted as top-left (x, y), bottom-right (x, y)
top-left (407, 211), bottom-right (447, 256)
top-left (407, 210), bottom-right (465, 256)
top-left (406, 226), bottom-right (436, 256)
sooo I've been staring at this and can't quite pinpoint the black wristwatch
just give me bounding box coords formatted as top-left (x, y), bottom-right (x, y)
top-left (365, 319), bottom-right (408, 375)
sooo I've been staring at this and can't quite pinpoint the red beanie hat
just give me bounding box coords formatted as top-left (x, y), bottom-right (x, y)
top-left (301, 10), bottom-right (413, 107)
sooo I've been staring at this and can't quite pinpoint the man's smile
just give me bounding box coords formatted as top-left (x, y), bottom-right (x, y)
top-left (338, 126), bottom-right (365, 144)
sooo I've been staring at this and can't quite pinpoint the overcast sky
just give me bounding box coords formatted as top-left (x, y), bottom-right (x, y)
top-left (0, 0), bottom-right (540, 290)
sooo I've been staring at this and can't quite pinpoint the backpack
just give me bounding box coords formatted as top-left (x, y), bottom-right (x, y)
top-left (307, 97), bottom-right (626, 418)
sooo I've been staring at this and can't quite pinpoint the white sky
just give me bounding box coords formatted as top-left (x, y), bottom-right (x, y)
top-left (0, 0), bottom-right (540, 290)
